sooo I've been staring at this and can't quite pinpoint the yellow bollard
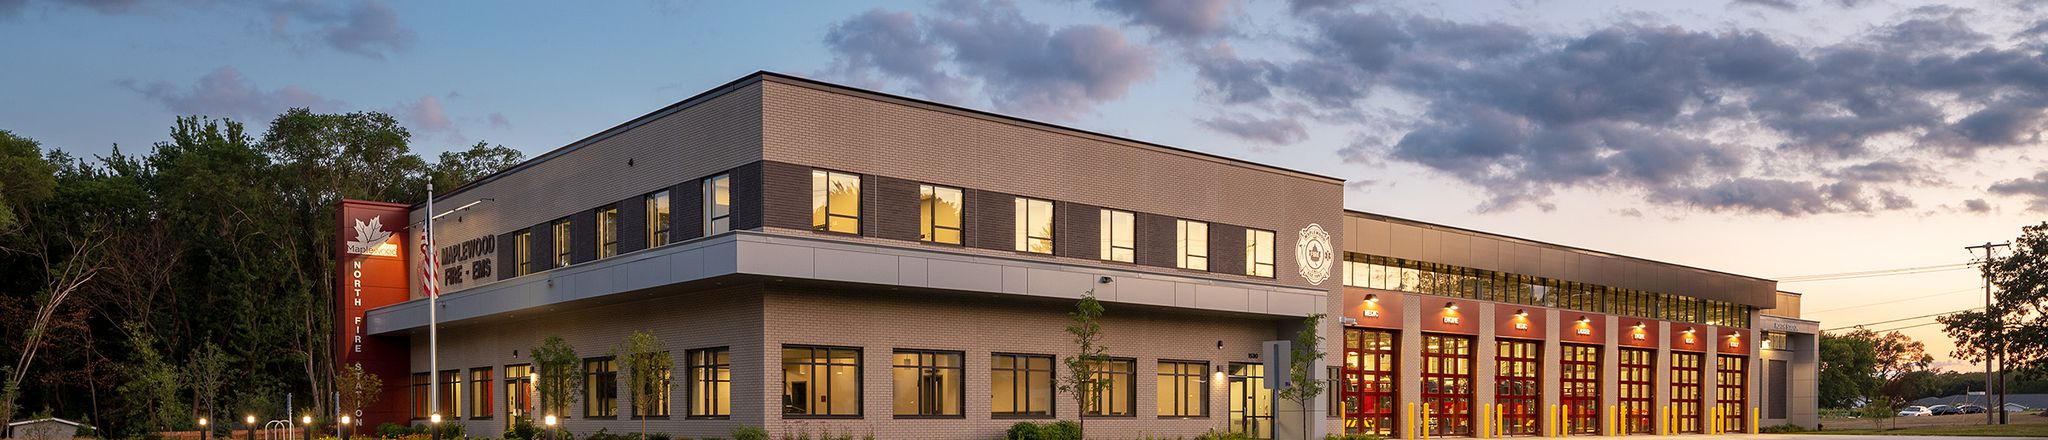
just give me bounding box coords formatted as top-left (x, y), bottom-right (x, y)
top-left (1425, 403), bottom-right (1434, 439)
top-left (1561, 404), bottom-right (1570, 437)
top-left (1408, 403), bottom-right (1416, 440)
top-left (1752, 407), bottom-right (1759, 434)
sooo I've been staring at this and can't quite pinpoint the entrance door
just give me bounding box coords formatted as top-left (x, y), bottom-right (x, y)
top-left (1617, 348), bottom-right (1654, 434)
top-left (1717, 355), bottom-right (1748, 433)
top-left (1495, 339), bottom-right (1540, 436)
top-left (1342, 328), bottom-right (1398, 436)
top-left (1671, 352), bottom-right (1704, 434)
top-left (1229, 363), bottom-right (1273, 438)
top-left (1422, 334), bottom-right (1474, 437)
top-left (1560, 344), bottom-right (1601, 435)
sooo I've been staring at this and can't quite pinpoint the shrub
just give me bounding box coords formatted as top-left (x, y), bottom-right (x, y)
top-left (1323, 435), bottom-right (1384, 440)
top-left (1003, 422), bottom-right (1042, 440)
top-left (1193, 431), bottom-right (1255, 440)
top-left (378, 423), bottom-right (413, 439)
top-left (504, 418), bottom-right (540, 440)
top-left (645, 433), bottom-right (673, 440)
top-left (729, 425), bottom-right (768, 440)
top-left (1039, 421), bottom-right (1079, 440)
top-left (586, 429), bottom-right (633, 440)
top-left (1759, 424), bottom-right (1808, 433)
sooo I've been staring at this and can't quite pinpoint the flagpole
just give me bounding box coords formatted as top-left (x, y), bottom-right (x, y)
top-left (427, 182), bottom-right (439, 424)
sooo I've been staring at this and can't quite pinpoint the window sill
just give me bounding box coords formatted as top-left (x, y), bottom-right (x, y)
top-left (781, 414), bottom-right (863, 419)
top-left (628, 416), bottom-right (670, 420)
top-left (991, 413), bottom-right (1055, 420)
top-left (683, 416), bottom-right (731, 420)
top-left (1157, 415), bottom-right (1210, 420)
top-left (582, 416), bottom-right (617, 420)
top-left (891, 415), bottom-right (966, 420)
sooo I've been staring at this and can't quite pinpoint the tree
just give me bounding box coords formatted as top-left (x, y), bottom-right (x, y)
top-left (188, 342), bottom-right (233, 429)
top-left (1277, 314), bottom-right (1327, 440)
top-left (0, 130), bottom-right (56, 234)
top-left (1818, 331), bottom-right (1877, 408)
top-left (1942, 222), bottom-right (2048, 391)
top-left (1055, 291), bottom-right (1108, 438)
top-left (0, 130), bottom-right (105, 429)
top-left (334, 363), bottom-right (383, 429)
top-left (531, 336), bottom-right (581, 419)
top-left (117, 321), bottom-right (187, 435)
top-left (617, 331), bottom-right (669, 439)
top-left (430, 142), bottom-right (525, 191)
top-left (1821, 329), bottom-right (1929, 429)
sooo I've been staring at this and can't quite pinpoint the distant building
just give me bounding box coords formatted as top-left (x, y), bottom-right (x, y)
top-left (6, 418), bottom-right (87, 440)
top-left (333, 71), bottom-right (1821, 439)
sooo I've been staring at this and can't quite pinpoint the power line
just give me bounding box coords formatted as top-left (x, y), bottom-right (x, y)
top-left (1823, 307), bottom-right (1982, 332)
top-left (1865, 320), bottom-right (1948, 334)
top-left (1778, 263), bottom-right (1976, 282)
top-left (1805, 286), bottom-right (1981, 314)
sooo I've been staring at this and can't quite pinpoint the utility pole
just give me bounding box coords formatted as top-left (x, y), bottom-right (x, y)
top-left (1965, 241), bottom-right (2008, 425)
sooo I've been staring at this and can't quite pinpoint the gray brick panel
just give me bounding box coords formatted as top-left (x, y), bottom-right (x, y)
top-left (676, 180), bottom-right (704, 241)
top-left (571, 209), bottom-right (597, 264)
top-left (618, 193), bottom-right (648, 254)
top-left (531, 223), bottom-right (555, 271)
top-left (972, 190), bottom-right (1014, 251)
top-left (1136, 212), bottom-right (1175, 268)
top-left (496, 232), bottom-right (517, 281)
top-left (1058, 202), bottom-right (1098, 260)
top-left (753, 161), bottom-right (803, 231)
top-left (873, 176), bottom-right (921, 242)
top-left (1211, 222), bottom-right (1247, 277)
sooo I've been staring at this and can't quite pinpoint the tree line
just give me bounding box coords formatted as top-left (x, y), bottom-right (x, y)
top-left (0, 109), bottom-right (523, 437)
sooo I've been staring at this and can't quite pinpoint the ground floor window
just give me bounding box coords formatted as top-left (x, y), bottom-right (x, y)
top-left (1229, 363), bottom-right (1272, 438)
top-left (1496, 339), bottom-right (1540, 436)
top-left (1421, 334), bottom-right (1473, 436)
top-left (439, 370), bottom-right (462, 418)
top-left (1618, 348), bottom-right (1654, 434)
top-left (1341, 328), bottom-right (1397, 436)
top-left (1157, 361), bottom-right (1209, 417)
top-left (688, 348), bottom-right (731, 417)
top-left (505, 364), bottom-right (533, 428)
top-left (1085, 359), bottom-right (1136, 417)
top-left (1671, 352), bottom-right (1704, 434)
top-left (784, 346), bottom-right (860, 416)
top-left (629, 352), bottom-right (671, 418)
top-left (470, 368), bottom-right (494, 419)
top-left (583, 358), bottom-right (617, 418)
top-left (892, 350), bottom-right (964, 417)
top-left (1560, 344), bottom-right (1601, 435)
top-left (410, 372), bottom-right (429, 420)
top-left (993, 353), bottom-right (1054, 416)
top-left (1718, 355), bottom-right (1748, 432)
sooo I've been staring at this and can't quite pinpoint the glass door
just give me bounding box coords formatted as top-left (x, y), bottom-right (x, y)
top-left (1560, 344), bottom-right (1601, 435)
top-left (1671, 352), bottom-right (1704, 434)
top-left (1495, 339), bottom-right (1540, 436)
top-left (1230, 363), bottom-right (1273, 438)
top-left (1618, 348), bottom-right (1654, 434)
top-left (1717, 355), bottom-right (1748, 433)
top-left (1422, 334), bottom-right (1475, 437)
top-left (1342, 328), bottom-right (1398, 436)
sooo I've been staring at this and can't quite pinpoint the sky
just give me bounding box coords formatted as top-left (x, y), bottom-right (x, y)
top-left (5, 0), bottom-right (2048, 369)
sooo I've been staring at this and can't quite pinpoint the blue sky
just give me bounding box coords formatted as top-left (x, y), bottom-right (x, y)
top-left (6, 0), bottom-right (2048, 367)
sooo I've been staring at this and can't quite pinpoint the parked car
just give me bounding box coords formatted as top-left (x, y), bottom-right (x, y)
top-left (1898, 406), bottom-right (1932, 416)
top-left (1958, 404), bottom-right (1987, 414)
top-left (2002, 403), bottom-right (2030, 413)
top-left (1930, 405), bottom-right (1960, 415)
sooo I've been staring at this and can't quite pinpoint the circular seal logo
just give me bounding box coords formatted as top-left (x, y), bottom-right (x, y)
top-left (1296, 223), bottom-right (1335, 285)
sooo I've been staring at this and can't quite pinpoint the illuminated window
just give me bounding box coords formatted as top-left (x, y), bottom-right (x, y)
top-left (1229, 363), bottom-right (1272, 435)
top-left (783, 345), bottom-right (861, 416)
top-left (551, 219), bottom-right (571, 267)
top-left (504, 364), bottom-right (532, 425)
top-left (646, 190), bottom-right (671, 247)
top-left (439, 370), bottom-right (462, 418)
top-left (1764, 332), bottom-right (1789, 351)
top-left (893, 350), bottom-right (964, 416)
top-left (513, 231), bottom-right (531, 276)
top-left (811, 170), bottom-right (862, 234)
top-left (704, 174), bottom-right (731, 235)
top-left (688, 348), bottom-right (730, 417)
top-left (919, 185), bottom-right (963, 244)
top-left (596, 207), bottom-right (619, 259)
top-left (470, 368), bottom-right (494, 419)
top-left (1084, 359), bottom-right (1136, 417)
top-left (1157, 361), bottom-right (1208, 417)
top-left (629, 351), bottom-right (670, 418)
top-left (1099, 209), bottom-right (1134, 262)
top-left (1245, 229), bottom-right (1275, 277)
top-left (1014, 197), bottom-right (1054, 254)
top-left (410, 372), bottom-right (430, 420)
top-left (584, 357), bottom-right (617, 418)
top-left (1175, 220), bottom-right (1209, 270)
top-left (992, 353), bottom-right (1054, 416)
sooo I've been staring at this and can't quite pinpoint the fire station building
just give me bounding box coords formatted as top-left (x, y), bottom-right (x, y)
top-left (333, 71), bottom-right (1818, 439)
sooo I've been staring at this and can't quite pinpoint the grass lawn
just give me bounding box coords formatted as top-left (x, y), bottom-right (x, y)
top-left (1809, 413), bottom-right (2048, 437)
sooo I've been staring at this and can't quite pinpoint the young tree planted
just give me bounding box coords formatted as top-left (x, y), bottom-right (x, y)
top-left (1056, 291), bottom-right (1109, 438)
top-left (334, 363), bottom-right (382, 430)
top-left (1277, 314), bottom-right (1327, 440)
top-left (617, 331), bottom-right (670, 439)
top-left (531, 336), bottom-right (582, 420)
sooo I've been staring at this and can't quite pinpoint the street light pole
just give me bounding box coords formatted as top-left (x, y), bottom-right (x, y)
top-left (1965, 241), bottom-right (2009, 425)
top-left (427, 182), bottom-right (440, 432)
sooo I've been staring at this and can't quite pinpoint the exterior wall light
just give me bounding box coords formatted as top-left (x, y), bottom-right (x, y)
top-left (1514, 309), bottom-right (1528, 317)
top-left (1365, 293), bottom-right (1378, 303)
top-left (1444, 302), bottom-right (1458, 310)
top-left (1577, 316), bottom-right (1591, 324)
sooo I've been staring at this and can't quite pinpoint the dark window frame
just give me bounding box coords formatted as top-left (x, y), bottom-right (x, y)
top-left (810, 169), bottom-right (863, 235)
top-left (1014, 197), bottom-right (1055, 254)
top-left (646, 190), bottom-right (672, 248)
top-left (1083, 357), bottom-right (1137, 418)
top-left (583, 356), bottom-right (619, 419)
top-left (596, 206), bottom-right (620, 259)
top-left (992, 353), bottom-right (1056, 418)
top-left (551, 218), bottom-right (572, 268)
top-left (783, 345), bottom-right (864, 418)
top-left (1245, 228), bottom-right (1275, 278)
top-left (705, 173), bottom-right (731, 235)
top-left (513, 231), bottom-right (531, 276)
top-left (1099, 209), bottom-right (1135, 263)
top-left (892, 349), bottom-right (967, 418)
top-left (628, 351), bottom-right (672, 420)
top-left (686, 347), bottom-right (732, 419)
top-left (918, 184), bottom-right (965, 245)
top-left (1175, 219), bottom-right (1209, 271)
top-left (504, 364), bottom-right (533, 428)
top-left (1156, 360), bottom-right (1210, 418)
top-left (470, 367), bottom-right (495, 419)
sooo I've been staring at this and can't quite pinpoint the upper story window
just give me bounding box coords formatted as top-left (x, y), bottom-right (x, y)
top-left (551, 218), bottom-right (572, 267)
top-left (705, 174), bottom-right (731, 235)
top-left (1175, 219), bottom-right (1208, 271)
top-left (1099, 209), bottom-right (1134, 263)
top-left (1014, 197), bottom-right (1054, 254)
top-left (1245, 229), bottom-right (1275, 277)
top-left (919, 184), bottom-right (963, 245)
top-left (513, 231), bottom-right (531, 276)
top-left (811, 170), bottom-right (861, 234)
top-left (646, 190), bottom-right (671, 247)
top-left (597, 207), bottom-right (619, 259)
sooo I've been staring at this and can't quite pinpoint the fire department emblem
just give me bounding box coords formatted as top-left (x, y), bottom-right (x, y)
top-left (1296, 223), bottom-right (1334, 285)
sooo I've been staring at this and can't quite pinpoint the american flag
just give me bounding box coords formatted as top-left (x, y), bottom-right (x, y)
top-left (419, 226), bottom-right (438, 298)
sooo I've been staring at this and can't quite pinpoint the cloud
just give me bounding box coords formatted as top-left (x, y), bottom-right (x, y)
top-left (487, 112), bottom-right (511, 129)
top-left (125, 65), bottom-right (343, 120)
top-left (1199, 114), bottom-right (1307, 145)
top-left (822, 0), bottom-right (1155, 120)
top-left (1093, 0), bottom-right (1236, 41)
top-left (264, 0), bottom-right (415, 59)
top-left (1962, 198), bottom-right (1992, 213)
top-left (1730, 0), bottom-right (1797, 11)
top-left (1194, 8), bottom-right (2048, 216)
top-left (1287, 0), bottom-right (1365, 15)
top-left (1989, 171), bottom-right (2048, 211)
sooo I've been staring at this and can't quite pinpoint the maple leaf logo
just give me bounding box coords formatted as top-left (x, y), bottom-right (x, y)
top-left (345, 216), bottom-right (396, 255)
